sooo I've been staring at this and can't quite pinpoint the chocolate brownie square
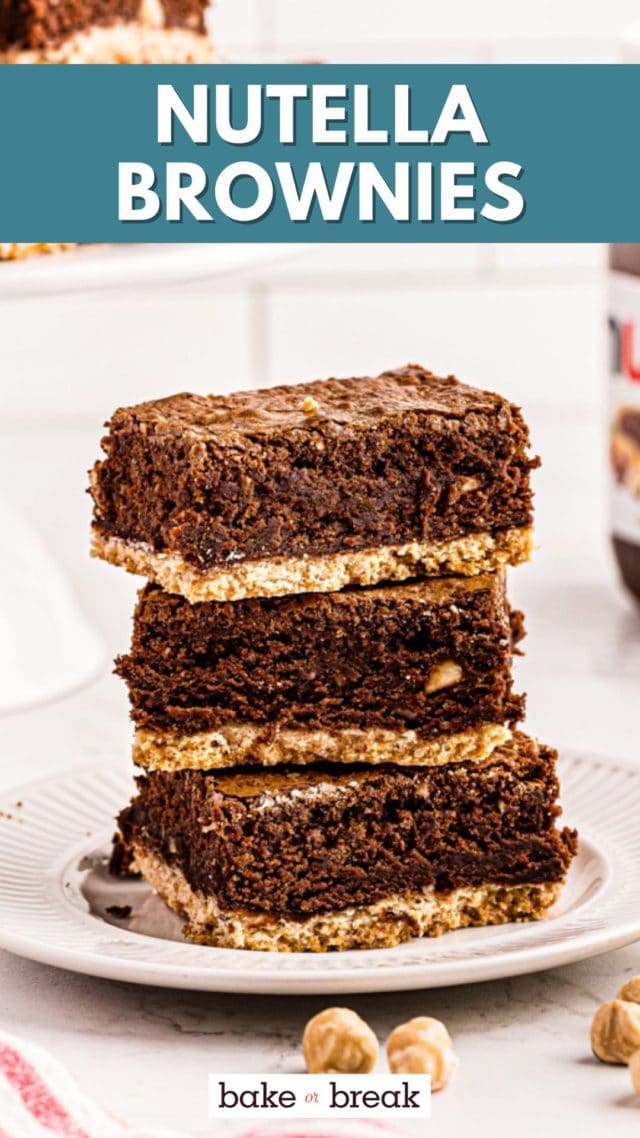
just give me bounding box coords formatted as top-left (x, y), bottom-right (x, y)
top-left (113, 732), bottom-right (577, 952)
top-left (118, 571), bottom-right (525, 772)
top-left (91, 364), bottom-right (538, 603)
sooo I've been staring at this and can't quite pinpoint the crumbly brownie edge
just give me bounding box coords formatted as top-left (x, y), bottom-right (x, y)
top-left (130, 845), bottom-right (562, 952)
top-left (0, 23), bottom-right (213, 61)
top-left (91, 526), bottom-right (534, 602)
top-left (133, 721), bottom-right (512, 771)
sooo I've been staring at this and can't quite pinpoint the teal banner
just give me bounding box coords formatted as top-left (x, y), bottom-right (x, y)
top-left (0, 64), bottom-right (637, 242)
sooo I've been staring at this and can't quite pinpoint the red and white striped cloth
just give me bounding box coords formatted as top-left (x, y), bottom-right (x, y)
top-left (0, 1032), bottom-right (187, 1138)
top-left (0, 1031), bottom-right (412, 1138)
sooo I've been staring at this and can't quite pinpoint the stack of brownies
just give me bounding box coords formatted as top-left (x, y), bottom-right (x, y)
top-left (90, 363), bottom-right (577, 952)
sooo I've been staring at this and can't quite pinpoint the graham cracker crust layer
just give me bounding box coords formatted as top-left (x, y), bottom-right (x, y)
top-left (1, 23), bottom-right (214, 63)
top-left (131, 846), bottom-right (562, 953)
top-left (133, 721), bottom-right (512, 772)
top-left (91, 525), bottom-right (534, 603)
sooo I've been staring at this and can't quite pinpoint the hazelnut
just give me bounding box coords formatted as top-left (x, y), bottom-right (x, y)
top-left (617, 977), bottom-right (640, 1005)
top-left (459, 476), bottom-right (480, 493)
top-left (302, 396), bottom-right (319, 415)
top-left (302, 1007), bottom-right (378, 1074)
top-left (630, 1050), bottom-right (640, 1094)
top-left (590, 1000), bottom-right (640, 1064)
top-left (386, 1016), bottom-right (457, 1092)
top-left (424, 660), bottom-right (463, 694)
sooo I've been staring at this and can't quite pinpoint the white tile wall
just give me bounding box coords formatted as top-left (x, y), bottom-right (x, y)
top-left (252, 244), bottom-right (480, 282)
top-left (263, 276), bottom-right (605, 409)
top-left (271, 0), bottom-right (639, 43)
top-left (0, 246), bottom-right (607, 422)
top-left (217, 0), bottom-right (637, 58)
top-left (0, 287), bottom-right (254, 420)
top-left (212, 0), bottom-right (267, 52)
top-left (491, 245), bottom-right (605, 272)
top-left (485, 39), bottom-right (619, 63)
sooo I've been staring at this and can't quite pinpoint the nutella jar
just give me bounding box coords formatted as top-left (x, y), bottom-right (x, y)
top-left (609, 244), bottom-right (640, 602)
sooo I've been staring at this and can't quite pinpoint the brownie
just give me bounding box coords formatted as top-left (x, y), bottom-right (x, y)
top-left (90, 365), bottom-right (538, 603)
top-left (0, 0), bottom-right (206, 50)
top-left (114, 732), bottom-right (577, 919)
top-left (118, 572), bottom-right (525, 771)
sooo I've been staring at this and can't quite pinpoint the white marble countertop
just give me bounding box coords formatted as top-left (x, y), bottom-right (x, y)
top-left (1, 403), bottom-right (639, 1137)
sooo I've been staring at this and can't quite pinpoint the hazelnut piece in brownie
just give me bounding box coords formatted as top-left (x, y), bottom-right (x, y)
top-left (0, 0), bottom-right (213, 62)
top-left (113, 732), bottom-right (577, 952)
top-left (118, 570), bottom-right (525, 771)
top-left (90, 364), bottom-right (538, 603)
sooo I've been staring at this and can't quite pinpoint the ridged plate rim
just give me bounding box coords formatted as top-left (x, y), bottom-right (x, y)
top-left (0, 749), bottom-right (638, 994)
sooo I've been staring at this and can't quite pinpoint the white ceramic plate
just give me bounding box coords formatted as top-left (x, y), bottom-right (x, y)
top-left (0, 245), bottom-right (305, 299)
top-left (0, 750), bottom-right (638, 994)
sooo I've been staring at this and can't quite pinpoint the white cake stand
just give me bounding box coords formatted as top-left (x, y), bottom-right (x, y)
top-left (0, 244), bottom-right (305, 300)
top-left (0, 500), bottom-right (104, 716)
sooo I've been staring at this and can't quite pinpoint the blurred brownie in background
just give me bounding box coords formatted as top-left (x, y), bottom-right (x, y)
top-left (0, 0), bottom-right (214, 61)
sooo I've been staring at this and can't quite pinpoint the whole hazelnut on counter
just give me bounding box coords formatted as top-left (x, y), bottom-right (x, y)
top-left (617, 977), bottom-right (640, 1005)
top-left (630, 1050), bottom-right (640, 1094)
top-left (303, 1007), bottom-right (378, 1074)
top-left (590, 999), bottom-right (640, 1064)
top-left (386, 1016), bottom-right (457, 1091)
